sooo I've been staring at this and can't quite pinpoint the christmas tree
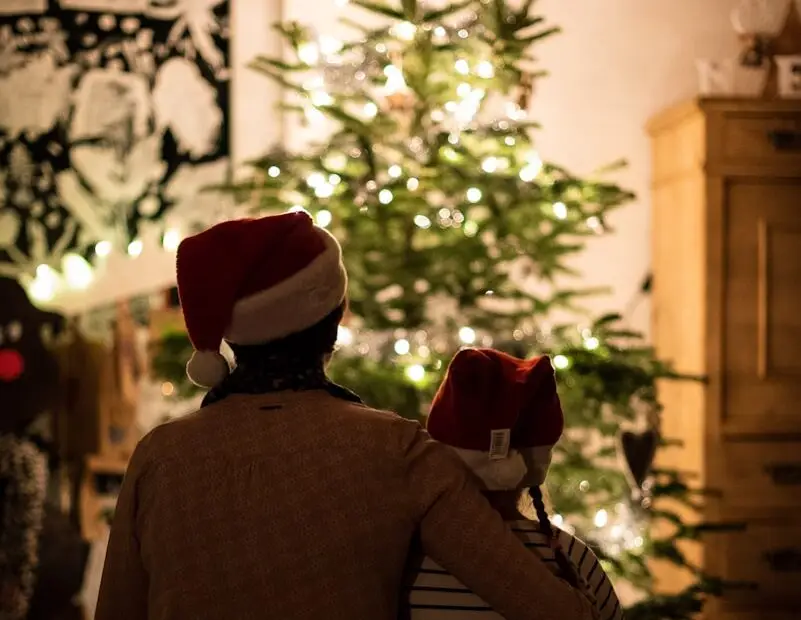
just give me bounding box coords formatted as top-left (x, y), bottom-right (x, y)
top-left (153, 0), bottom-right (729, 616)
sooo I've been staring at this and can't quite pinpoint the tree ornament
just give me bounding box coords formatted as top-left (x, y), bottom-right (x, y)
top-left (619, 427), bottom-right (659, 495)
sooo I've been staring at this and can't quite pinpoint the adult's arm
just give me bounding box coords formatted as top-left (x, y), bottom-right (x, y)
top-left (95, 438), bottom-right (151, 620)
top-left (401, 424), bottom-right (597, 620)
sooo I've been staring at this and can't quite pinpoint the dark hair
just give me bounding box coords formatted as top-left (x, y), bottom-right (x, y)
top-left (528, 486), bottom-right (583, 589)
top-left (228, 303), bottom-right (345, 363)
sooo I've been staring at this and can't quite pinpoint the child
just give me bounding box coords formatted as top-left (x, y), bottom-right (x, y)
top-left (403, 348), bottom-right (623, 620)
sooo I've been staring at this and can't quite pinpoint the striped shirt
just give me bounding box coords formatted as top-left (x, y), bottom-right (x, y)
top-left (404, 520), bottom-right (623, 620)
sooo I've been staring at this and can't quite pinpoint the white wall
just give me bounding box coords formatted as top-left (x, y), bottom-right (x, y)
top-left (532, 0), bottom-right (744, 335)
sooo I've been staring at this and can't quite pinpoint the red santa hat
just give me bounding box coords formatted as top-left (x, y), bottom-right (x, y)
top-left (176, 212), bottom-right (347, 388)
top-left (427, 348), bottom-right (564, 491)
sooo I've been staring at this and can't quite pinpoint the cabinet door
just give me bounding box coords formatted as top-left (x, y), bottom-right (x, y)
top-left (723, 180), bottom-right (801, 435)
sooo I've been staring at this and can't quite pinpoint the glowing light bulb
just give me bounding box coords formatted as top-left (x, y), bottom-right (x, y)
top-left (318, 35), bottom-right (343, 56)
top-left (458, 326), bottom-right (476, 344)
top-left (392, 21), bottom-right (417, 41)
top-left (414, 214), bottom-right (431, 229)
top-left (268, 166), bottom-right (281, 178)
top-left (62, 253), bottom-right (93, 290)
top-left (406, 177), bottom-right (419, 191)
top-left (594, 509), bottom-right (609, 528)
top-left (311, 89), bottom-right (333, 107)
top-left (456, 82), bottom-right (472, 98)
top-left (127, 239), bottom-right (143, 257)
top-left (297, 42), bottom-right (319, 65)
top-left (394, 338), bottom-right (410, 355)
top-left (463, 220), bottom-right (478, 237)
top-left (519, 151), bottom-right (543, 182)
top-left (161, 381), bottom-right (175, 397)
top-left (455, 59), bottom-right (469, 75)
top-left (314, 183), bottom-right (334, 198)
top-left (307, 172), bottom-right (325, 188)
top-left (466, 187), bottom-right (482, 203)
top-left (481, 157), bottom-right (498, 173)
top-left (587, 216), bottom-right (602, 231)
top-left (504, 136), bottom-right (516, 146)
top-left (28, 264), bottom-right (59, 303)
top-left (553, 354), bottom-right (569, 370)
top-left (476, 60), bottom-right (494, 78)
top-left (584, 336), bottom-right (600, 350)
top-left (388, 165), bottom-right (402, 178)
top-left (337, 325), bottom-right (353, 346)
top-left (552, 514), bottom-right (564, 527)
top-left (363, 101), bottom-right (378, 118)
top-left (384, 64), bottom-right (407, 94)
top-left (434, 26), bottom-right (447, 38)
top-left (328, 174), bottom-right (341, 184)
top-left (316, 209), bottom-right (332, 228)
top-left (378, 189), bottom-right (393, 204)
top-left (95, 240), bottom-right (112, 257)
top-left (553, 201), bottom-right (567, 220)
top-left (406, 364), bottom-right (425, 382)
top-left (162, 228), bottom-right (181, 252)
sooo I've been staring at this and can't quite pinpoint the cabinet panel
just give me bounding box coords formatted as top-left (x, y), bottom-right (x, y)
top-left (721, 113), bottom-right (801, 167)
top-left (720, 522), bottom-right (801, 610)
top-left (723, 442), bottom-right (801, 515)
top-left (723, 180), bottom-right (801, 435)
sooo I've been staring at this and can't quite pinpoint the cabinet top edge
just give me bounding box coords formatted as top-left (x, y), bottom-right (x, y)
top-left (646, 97), bottom-right (801, 135)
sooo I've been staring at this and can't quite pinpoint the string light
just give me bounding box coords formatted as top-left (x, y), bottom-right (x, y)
top-left (378, 189), bottom-right (393, 204)
top-left (584, 336), bottom-right (600, 350)
top-left (594, 509), bottom-right (609, 528)
top-left (394, 338), bottom-right (410, 355)
top-left (127, 239), bottom-right (143, 257)
top-left (28, 264), bottom-right (59, 303)
top-left (476, 60), bottom-right (494, 78)
top-left (391, 21), bottom-right (417, 41)
top-left (316, 209), bottom-right (333, 227)
top-left (95, 240), bottom-right (112, 257)
top-left (363, 101), bottom-right (378, 118)
top-left (454, 59), bottom-right (469, 75)
top-left (307, 172), bottom-right (325, 188)
top-left (268, 166), bottom-right (281, 178)
top-left (162, 229), bottom-right (182, 252)
top-left (519, 151), bottom-right (543, 182)
top-left (406, 364), bottom-right (426, 382)
top-left (388, 165), bottom-right (402, 178)
top-left (61, 253), bottom-right (93, 289)
top-left (318, 35), bottom-right (343, 56)
top-left (458, 326), bottom-right (476, 344)
top-left (553, 201), bottom-right (567, 219)
top-left (466, 187), bottom-right (482, 203)
top-left (481, 157), bottom-right (498, 173)
top-left (336, 325), bottom-right (353, 346)
top-left (463, 220), bottom-right (478, 237)
top-left (586, 216), bottom-right (602, 231)
top-left (297, 42), bottom-right (319, 65)
top-left (314, 183), bottom-right (334, 198)
top-left (553, 354), bottom-right (569, 370)
top-left (406, 177), bottom-right (419, 191)
top-left (414, 215), bottom-right (431, 229)
top-left (328, 173), bottom-right (341, 184)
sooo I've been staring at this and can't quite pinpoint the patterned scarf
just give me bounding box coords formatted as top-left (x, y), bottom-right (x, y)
top-left (201, 345), bottom-right (362, 408)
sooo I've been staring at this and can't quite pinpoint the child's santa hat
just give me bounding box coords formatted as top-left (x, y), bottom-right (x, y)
top-left (176, 212), bottom-right (347, 388)
top-left (427, 348), bottom-right (563, 491)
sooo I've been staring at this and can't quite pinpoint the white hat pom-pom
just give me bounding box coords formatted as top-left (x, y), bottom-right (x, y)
top-left (186, 350), bottom-right (230, 388)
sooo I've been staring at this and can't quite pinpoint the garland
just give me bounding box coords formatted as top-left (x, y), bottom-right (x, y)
top-left (0, 435), bottom-right (47, 620)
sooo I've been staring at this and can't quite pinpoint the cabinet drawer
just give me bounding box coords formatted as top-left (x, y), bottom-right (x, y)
top-left (723, 443), bottom-right (801, 515)
top-left (721, 112), bottom-right (801, 166)
top-left (721, 522), bottom-right (801, 609)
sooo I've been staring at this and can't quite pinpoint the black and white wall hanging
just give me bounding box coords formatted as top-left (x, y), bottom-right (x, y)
top-left (0, 0), bottom-right (231, 302)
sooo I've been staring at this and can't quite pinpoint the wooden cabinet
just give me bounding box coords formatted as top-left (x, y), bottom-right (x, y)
top-left (648, 98), bottom-right (801, 619)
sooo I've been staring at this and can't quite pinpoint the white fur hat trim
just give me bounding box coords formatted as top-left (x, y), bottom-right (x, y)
top-left (225, 227), bottom-right (347, 345)
top-left (452, 445), bottom-right (555, 491)
top-left (186, 350), bottom-right (230, 389)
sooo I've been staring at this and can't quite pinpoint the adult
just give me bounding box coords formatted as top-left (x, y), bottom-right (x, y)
top-left (96, 213), bottom-right (596, 620)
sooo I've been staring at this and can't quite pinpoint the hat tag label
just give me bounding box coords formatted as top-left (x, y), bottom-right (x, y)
top-left (489, 429), bottom-right (511, 460)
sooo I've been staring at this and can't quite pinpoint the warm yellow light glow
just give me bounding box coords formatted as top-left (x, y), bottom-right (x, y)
top-left (406, 364), bottom-right (425, 382)
top-left (459, 326), bottom-right (476, 344)
top-left (162, 229), bottom-right (181, 252)
top-left (388, 165), bottom-right (402, 178)
top-left (316, 209), bottom-right (333, 228)
top-left (553, 201), bottom-right (567, 220)
top-left (378, 189), bottom-right (393, 204)
top-left (28, 264), bottom-right (59, 302)
top-left (466, 187), bottom-right (482, 203)
top-left (336, 325), bottom-right (353, 346)
top-left (95, 240), bottom-right (112, 257)
top-left (62, 253), bottom-right (93, 290)
top-left (394, 338), bottom-right (411, 355)
top-left (476, 60), bottom-right (494, 79)
top-left (553, 354), bottom-right (570, 369)
top-left (127, 239), bottom-right (143, 257)
top-left (414, 215), bottom-right (431, 229)
top-left (298, 42), bottom-right (319, 65)
top-left (392, 21), bottom-right (417, 41)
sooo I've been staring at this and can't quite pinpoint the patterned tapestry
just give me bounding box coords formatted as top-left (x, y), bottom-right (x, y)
top-left (0, 0), bottom-right (230, 280)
